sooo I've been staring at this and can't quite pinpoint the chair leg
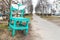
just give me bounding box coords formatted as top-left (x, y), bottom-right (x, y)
top-left (24, 29), bottom-right (28, 36)
top-left (8, 27), bottom-right (11, 31)
top-left (12, 29), bottom-right (16, 37)
top-left (24, 22), bottom-right (29, 35)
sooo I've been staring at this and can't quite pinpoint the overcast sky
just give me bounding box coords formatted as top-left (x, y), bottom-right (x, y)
top-left (47, 0), bottom-right (56, 4)
top-left (12, 0), bottom-right (59, 13)
top-left (13, 0), bottom-right (56, 6)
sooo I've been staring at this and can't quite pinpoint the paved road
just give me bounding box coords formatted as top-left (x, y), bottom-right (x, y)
top-left (31, 14), bottom-right (60, 40)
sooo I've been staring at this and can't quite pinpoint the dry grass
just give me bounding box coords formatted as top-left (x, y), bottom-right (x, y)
top-left (40, 16), bottom-right (60, 26)
top-left (24, 14), bottom-right (32, 20)
top-left (36, 14), bottom-right (60, 26)
top-left (0, 23), bottom-right (8, 29)
top-left (41, 16), bottom-right (60, 20)
top-left (0, 0), bottom-right (2, 1)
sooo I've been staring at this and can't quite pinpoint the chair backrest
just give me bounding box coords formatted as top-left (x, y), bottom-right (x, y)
top-left (10, 3), bottom-right (25, 18)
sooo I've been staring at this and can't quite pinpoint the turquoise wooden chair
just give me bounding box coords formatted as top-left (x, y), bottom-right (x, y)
top-left (8, 3), bottom-right (30, 37)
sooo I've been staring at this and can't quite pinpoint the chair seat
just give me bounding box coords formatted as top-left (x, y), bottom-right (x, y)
top-left (10, 17), bottom-right (29, 22)
top-left (9, 24), bottom-right (28, 30)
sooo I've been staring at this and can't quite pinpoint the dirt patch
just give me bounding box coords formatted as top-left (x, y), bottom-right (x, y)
top-left (0, 23), bottom-right (36, 40)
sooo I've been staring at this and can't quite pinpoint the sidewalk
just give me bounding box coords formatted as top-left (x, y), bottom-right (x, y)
top-left (31, 14), bottom-right (60, 40)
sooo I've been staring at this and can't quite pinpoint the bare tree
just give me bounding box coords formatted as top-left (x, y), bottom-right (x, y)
top-left (25, 0), bottom-right (33, 14)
